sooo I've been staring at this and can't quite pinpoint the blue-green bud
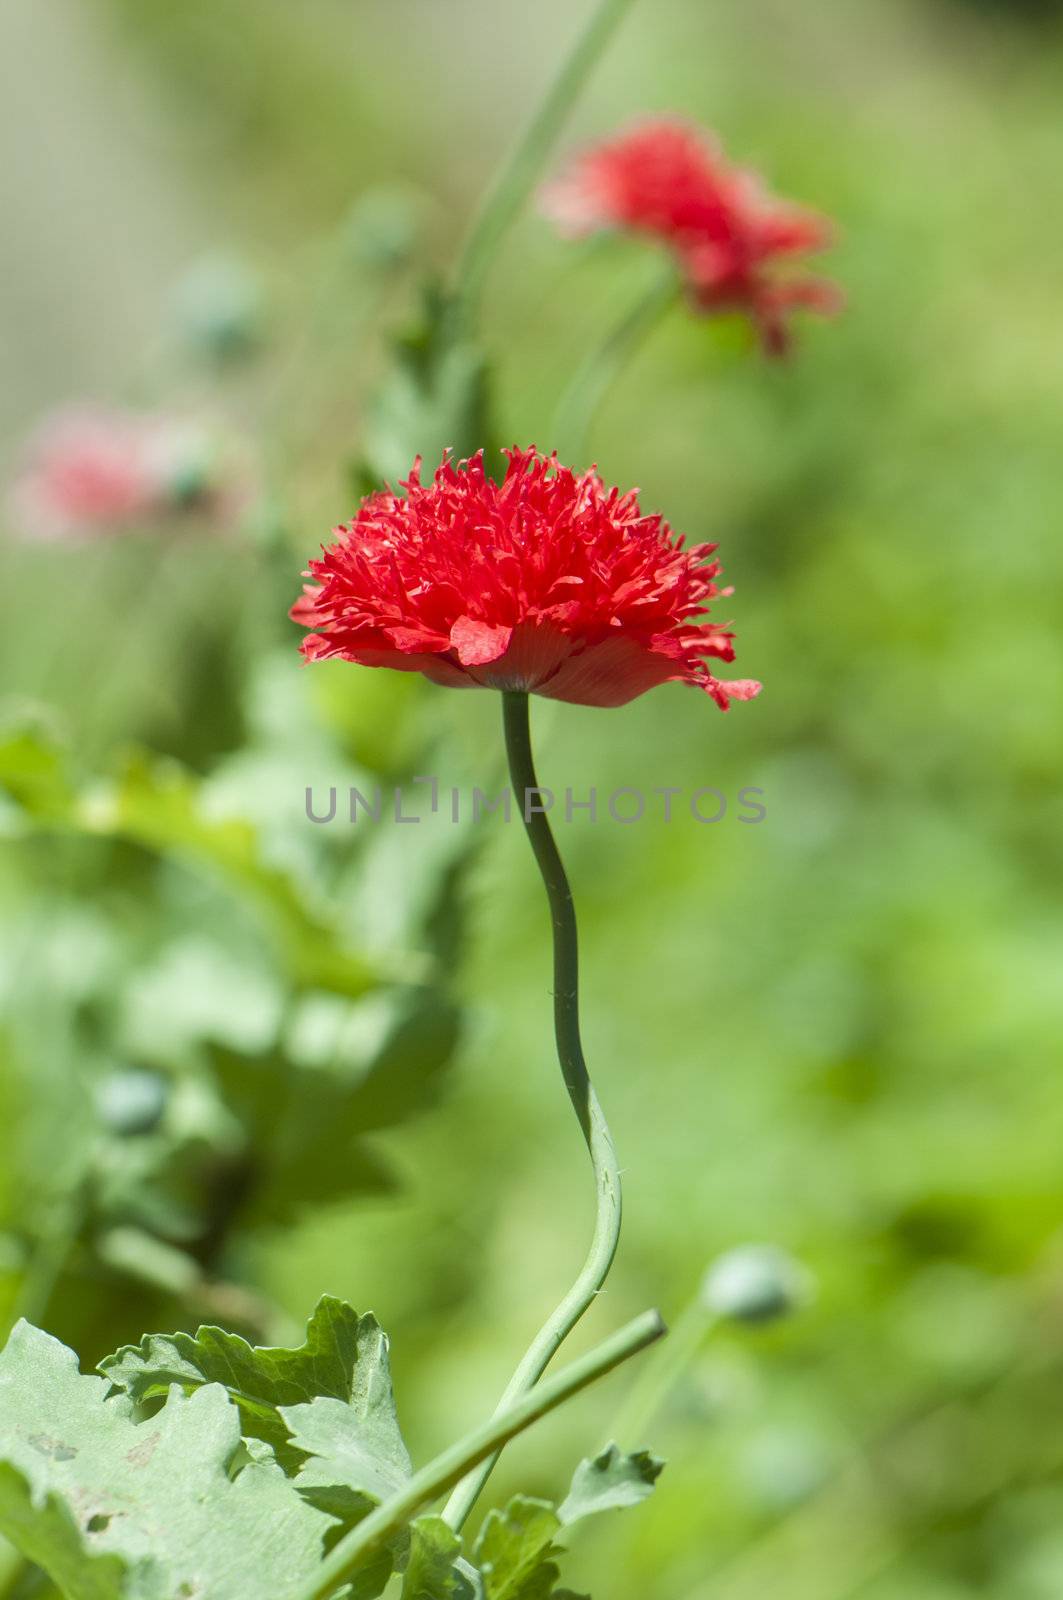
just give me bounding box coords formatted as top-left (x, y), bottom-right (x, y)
top-left (702, 1244), bottom-right (813, 1325)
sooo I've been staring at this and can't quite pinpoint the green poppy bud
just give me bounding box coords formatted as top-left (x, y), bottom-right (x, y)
top-left (702, 1244), bottom-right (813, 1325)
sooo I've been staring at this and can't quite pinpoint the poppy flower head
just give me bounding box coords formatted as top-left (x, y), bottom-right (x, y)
top-left (7, 407), bottom-right (159, 541)
top-left (542, 117), bottom-right (841, 354)
top-left (293, 448), bottom-right (760, 711)
top-left (6, 406), bottom-right (252, 542)
top-left (543, 118), bottom-right (736, 241)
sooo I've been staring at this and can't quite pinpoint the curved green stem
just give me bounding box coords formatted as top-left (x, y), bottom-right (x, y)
top-left (443, 691), bottom-right (623, 1531)
top-left (453, 0), bottom-right (640, 329)
top-left (298, 1311), bottom-right (666, 1600)
top-left (552, 267), bottom-right (680, 462)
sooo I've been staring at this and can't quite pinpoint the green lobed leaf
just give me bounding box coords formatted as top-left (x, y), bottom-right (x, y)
top-left (399, 1517), bottom-right (478, 1600)
top-left (281, 1392), bottom-right (411, 1505)
top-left (0, 1321), bottom-right (333, 1600)
top-left (471, 1449), bottom-right (665, 1600)
top-left (0, 1461), bottom-right (128, 1600)
top-left (100, 1295), bottom-right (409, 1475)
top-left (101, 1297), bottom-right (412, 1590)
top-left (281, 1366), bottom-right (413, 1543)
top-left (557, 1443), bottom-right (665, 1525)
top-left (473, 1497), bottom-right (563, 1600)
top-left (5, 1309), bottom-right (663, 1600)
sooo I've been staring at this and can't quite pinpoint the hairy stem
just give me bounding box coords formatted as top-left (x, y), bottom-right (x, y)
top-left (552, 267), bottom-right (680, 461)
top-left (298, 1310), bottom-right (665, 1600)
top-left (453, 0), bottom-right (639, 328)
top-left (442, 691), bottom-right (624, 1530)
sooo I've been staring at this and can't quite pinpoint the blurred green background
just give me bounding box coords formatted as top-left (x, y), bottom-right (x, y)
top-left (2, 1), bottom-right (1063, 1596)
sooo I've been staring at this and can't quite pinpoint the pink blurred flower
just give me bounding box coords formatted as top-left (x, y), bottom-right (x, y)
top-left (6, 405), bottom-right (250, 542)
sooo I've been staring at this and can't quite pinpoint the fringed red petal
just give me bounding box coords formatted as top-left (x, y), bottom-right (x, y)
top-left (543, 118), bottom-right (840, 355)
top-left (293, 448), bottom-right (758, 712)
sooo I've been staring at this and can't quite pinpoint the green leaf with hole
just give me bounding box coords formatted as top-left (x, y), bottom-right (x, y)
top-left (0, 1321), bottom-right (333, 1600)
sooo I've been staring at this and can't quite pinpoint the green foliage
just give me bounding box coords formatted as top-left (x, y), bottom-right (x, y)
top-left (1, 1308), bottom-right (661, 1600)
top-left (285, 1391), bottom-right (411, 1537)
top-left (399, 1519), bottom-right (475, 1600)
top-left (0, 722), bottom-right (378, 998)
top-left (557, 1445), bottom-right (663, 1524)
top-left (6, 0), bottom-right (1063, 1594)
top-left (0, 1322), bottom-right (331, 1600)
top-left (470, 1451), bottom-right (662, 1600)
top-left (474, 1497), bottom-right (566, 1600)
top-left (100, 1296), bottom-right (400, 1466)
top-left (0, 685), bottom-right (468, 1359)
top-left (356, 284), bottom-right (495, 491)
top-left (0, 721), bottom-right (74, 826)
top-left (204, 987), bottom-right (461, 1229)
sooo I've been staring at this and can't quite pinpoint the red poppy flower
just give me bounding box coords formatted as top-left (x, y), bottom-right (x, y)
top-left (542, 118), bottom-right (841, 354)
top-left (292, 448), bottom-right (760, 711)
